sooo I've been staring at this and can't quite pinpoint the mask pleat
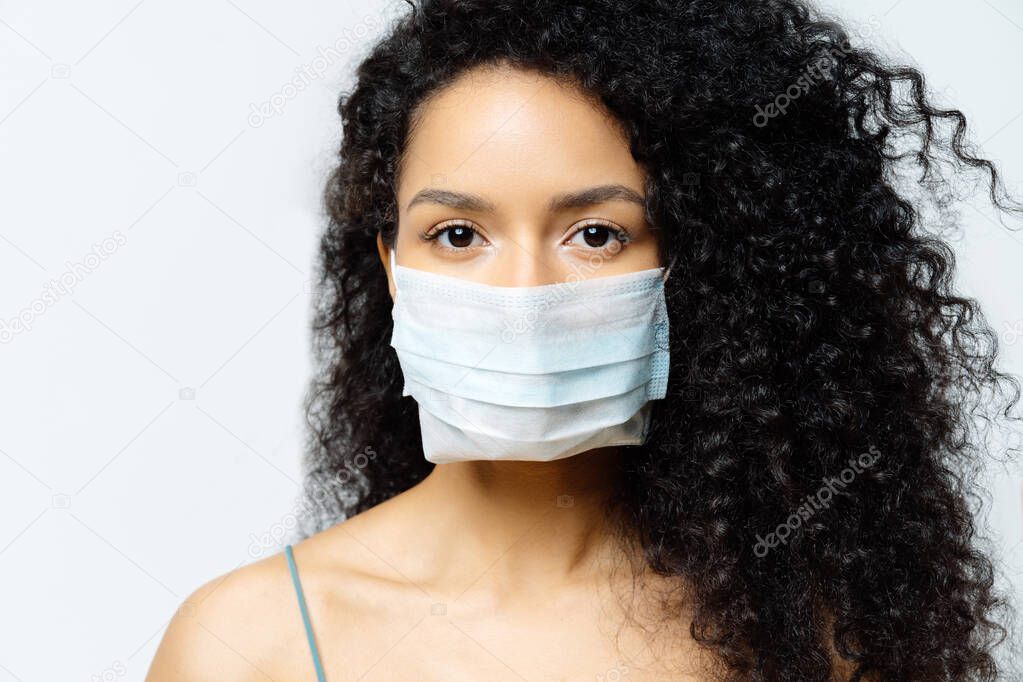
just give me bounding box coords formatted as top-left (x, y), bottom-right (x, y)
top-left (396, 348), bottom-right (666, 406)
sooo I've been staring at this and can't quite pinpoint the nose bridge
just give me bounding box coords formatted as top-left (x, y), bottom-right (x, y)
top-left (494, 224), bottom-right (557, 287)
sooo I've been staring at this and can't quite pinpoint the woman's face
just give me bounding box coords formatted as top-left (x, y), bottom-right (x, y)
top-left (380, 64), bottom-right (661, 297)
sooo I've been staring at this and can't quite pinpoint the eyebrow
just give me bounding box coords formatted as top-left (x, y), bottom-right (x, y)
top-left (405, 183), bottom-right (646, 213)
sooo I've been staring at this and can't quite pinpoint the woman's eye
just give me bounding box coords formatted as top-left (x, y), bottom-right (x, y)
top-left (429, 224), bottom-right (484, 250)
top-left (568, 223), bottom-right (628, 249)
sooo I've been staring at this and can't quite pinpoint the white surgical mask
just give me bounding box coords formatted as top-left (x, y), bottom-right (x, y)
top-left (388, 248), bottom-right (674, 464)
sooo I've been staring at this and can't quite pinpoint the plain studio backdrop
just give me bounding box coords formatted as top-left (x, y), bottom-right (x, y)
top-left (1, 1), bottom-right (1022, 679)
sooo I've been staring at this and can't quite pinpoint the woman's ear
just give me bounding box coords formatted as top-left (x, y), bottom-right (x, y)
top-left (376, 232), bottom-right (395, 301)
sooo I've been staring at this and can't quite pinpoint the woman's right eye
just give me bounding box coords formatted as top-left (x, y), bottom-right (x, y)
top-left (425, 222), bottom-right (486, 251)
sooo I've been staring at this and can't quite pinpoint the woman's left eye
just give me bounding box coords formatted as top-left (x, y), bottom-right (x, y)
top-left (567, 223), bottom-right (629, 249)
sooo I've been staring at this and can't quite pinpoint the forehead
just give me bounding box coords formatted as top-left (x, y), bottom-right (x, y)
top-left (397, 64), bottom-right (646, 208)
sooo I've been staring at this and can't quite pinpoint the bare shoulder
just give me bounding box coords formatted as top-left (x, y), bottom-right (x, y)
top-left (145, 547), bottom-right (310, 681)
top-left (146, 494), bottom-right (430, 681)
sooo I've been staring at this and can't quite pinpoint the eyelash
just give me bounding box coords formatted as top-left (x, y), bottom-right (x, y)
top-left (420, 222), bottom-right (476, 251)
top-left (421, 220), bottom-right (632, 252)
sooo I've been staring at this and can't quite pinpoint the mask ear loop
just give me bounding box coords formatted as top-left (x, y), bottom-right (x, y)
top-left (661, 250), bottom-right (681, 282)
top-left (389, 247), bottom-right (401, 299)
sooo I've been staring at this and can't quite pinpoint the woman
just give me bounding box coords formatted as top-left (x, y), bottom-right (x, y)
top-left (148, 0), bottom-right (1023, 679)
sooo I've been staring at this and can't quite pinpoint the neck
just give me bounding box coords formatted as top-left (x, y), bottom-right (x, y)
top-left (411, 447), bottom-right (629, 591)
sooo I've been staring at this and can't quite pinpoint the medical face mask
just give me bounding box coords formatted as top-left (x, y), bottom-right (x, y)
top-left (388, 248), bottom-right (674, 464)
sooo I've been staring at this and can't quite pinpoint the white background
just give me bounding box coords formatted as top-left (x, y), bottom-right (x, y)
top-left (1, 1), bottom-right (1021, 680)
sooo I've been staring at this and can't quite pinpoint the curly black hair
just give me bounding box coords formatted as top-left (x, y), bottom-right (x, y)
top-left (299, 1), bottom-right (1023, 679)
